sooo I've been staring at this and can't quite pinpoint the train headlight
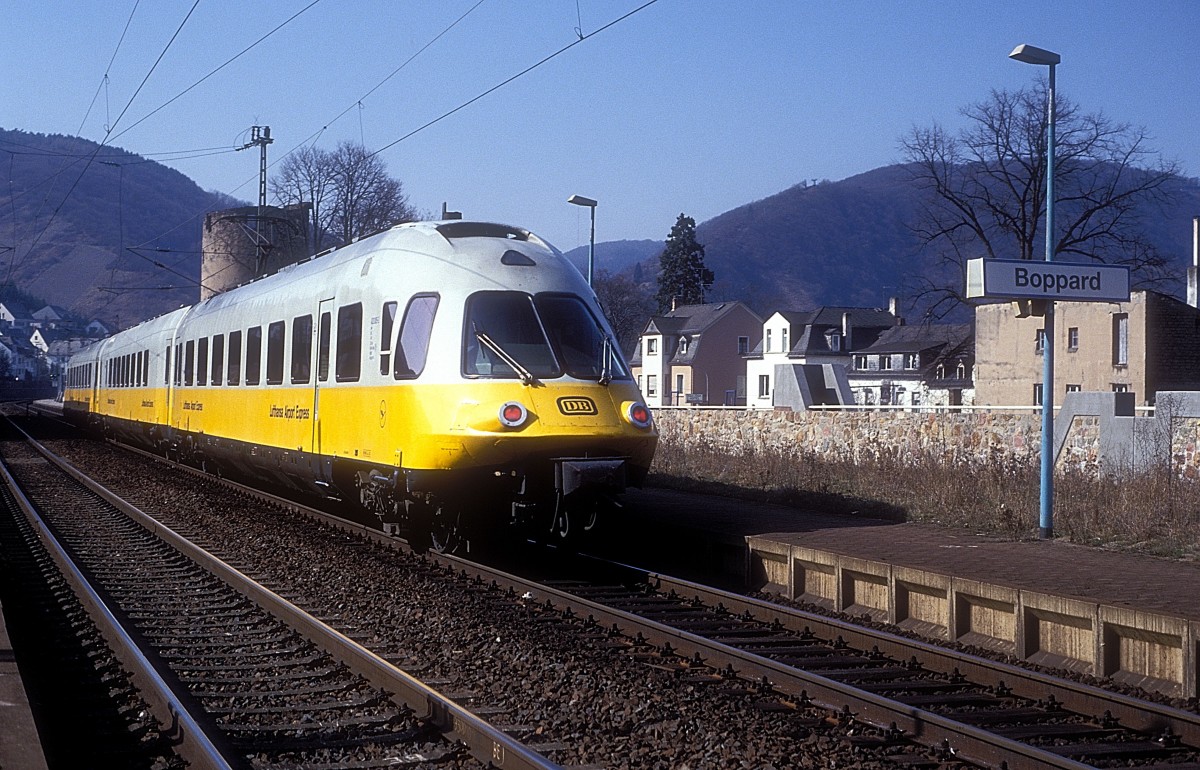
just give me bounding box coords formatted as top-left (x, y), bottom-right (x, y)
top-left (624, 402), bottom-right (653, 429)
top-left (499, 401), bottom-right (529, 428)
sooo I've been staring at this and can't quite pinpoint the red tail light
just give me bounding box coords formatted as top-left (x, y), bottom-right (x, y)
top-left (625, 402), bottom-right (652, 429)
top-left (499, 401), bottom-right (528, 428)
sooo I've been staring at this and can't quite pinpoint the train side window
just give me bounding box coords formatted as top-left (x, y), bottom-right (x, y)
top-left (291, 315), bottom-right (312, 384)
top-left (211, 334), bottom-right (224, 386)
top-left (185, 341), bottom-right (195, 386)
top-left (380, 301), bottom-right (397, 375)
top-left (317, 312), bottom-right (331, 382)
top-left (227, 331), bottom-right (242, 385)
top-left (246, 327), bottom-right (262, 385)
top-left (335, 303), bottom-right (362, 382)
top-left (142, 350), bottom-right (149, 387)
top-left (395, 294), bottom-right (439, 379)
top-left (197, 338), bottom-right (209, 386)
top-left (165, 346), bottom-right (171, 385)
top-left (266, 321), bottom-right (285, 385)
top-left (174, 344), bottom-right (182, 386)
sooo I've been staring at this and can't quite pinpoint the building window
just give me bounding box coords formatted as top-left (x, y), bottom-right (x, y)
top-left (956, 362), bottom-right (966, 380)
top-left (646, 375), bottom-right (657, 396)
top-left (879, 354), bottom-right (892, 371)
top-left (1112, 383), bottom-right (1129, 393)
top-left (781, 328), bottom-right (789, 352)
top-left (828, 332), bottom-right (841, 352)
top-left (675, 374), bottom-right (684, 399)
top-left (935, 363), bottom-right (945, 379)
top-left (904, 353), bottom-right (919, 369)
top-left (1112, 313), bottom-right (1128, 366)
top-left (854, 354), bottom-right (869, 370)
top-left (646, 338), bottom-right (657, 355)
top-left (1033, 383), bottom-right (1043, 407)
top-left (758, 374), bottom-right (770, 398)
top-left (1067, 327), bottom-right (1079, 351)
top-left (766, 329), bottom-right (773, 353)
top-left (678, 337), bottom-right (688, 355)
top-left (1066, 384), bottom-right (1081, 393)
top-left (737, 336), bottom-right (749, 355)
top-left (1035, 328), bottom-right (1046, 355)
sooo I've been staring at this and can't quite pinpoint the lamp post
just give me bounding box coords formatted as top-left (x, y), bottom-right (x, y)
top-left (1010, 43), bottom-right (1060, 540)
top-left (567, 194), bottom-right (598, 286)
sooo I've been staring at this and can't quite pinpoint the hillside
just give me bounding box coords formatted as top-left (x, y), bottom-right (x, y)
top-left (0, 129), bottom-right (238, 327)
top-left (4, 129), bottom-right (1199, 328)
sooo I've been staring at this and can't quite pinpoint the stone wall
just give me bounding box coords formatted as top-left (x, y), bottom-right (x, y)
top-left (654, 396), bottom-right (1200, 478)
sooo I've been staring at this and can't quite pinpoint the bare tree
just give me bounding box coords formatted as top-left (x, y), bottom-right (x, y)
top-left (901, 81), bottom-right (1181, 316)
top-left (271, 145), bottom-right (334, 252)
top-left (272, 142), bottom-right (417, 250)
top-left (326, 142), bottom-right (417, 245)
top-left (593, 270), bottom-right (655, 357)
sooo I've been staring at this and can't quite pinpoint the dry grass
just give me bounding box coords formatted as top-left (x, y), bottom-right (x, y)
top-left (650, 442), bottom-right (1200, 561)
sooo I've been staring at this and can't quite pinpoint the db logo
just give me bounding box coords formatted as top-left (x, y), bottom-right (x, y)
top-left (557, 397), bottom-right (597, 415)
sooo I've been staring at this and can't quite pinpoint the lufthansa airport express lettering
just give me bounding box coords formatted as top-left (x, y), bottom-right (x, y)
top-left (558, 396), bottom-right (597, 416)
top-left (1015, 267), bottom-right (1101, 295)
top-left (269, 404), bottom-right (312, 420)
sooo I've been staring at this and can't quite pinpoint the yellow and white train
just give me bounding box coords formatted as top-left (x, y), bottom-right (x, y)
top-left (64, 220), bottom-right (657, 550)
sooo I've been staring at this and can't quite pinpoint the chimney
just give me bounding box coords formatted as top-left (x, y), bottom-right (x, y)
top-left (671, 296), bottom-right (678, 312)
top-left (888, 296), bottom-right (902, 325)
top-left (842, 311), bottom-right (851, 345)
top-left (1190, 216), bottom-right (1200, 308)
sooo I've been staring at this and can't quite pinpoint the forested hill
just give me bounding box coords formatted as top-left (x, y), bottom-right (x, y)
top-left (574, 165), bottom-right (1200, 319)
top-left (5, 128), bottom-right (1200, 329)
top-left (0, 128), bottom-right (237, 327)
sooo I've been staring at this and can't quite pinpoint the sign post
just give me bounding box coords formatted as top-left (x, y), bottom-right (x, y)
top-left (967, 257), bottom-right (1130, 539)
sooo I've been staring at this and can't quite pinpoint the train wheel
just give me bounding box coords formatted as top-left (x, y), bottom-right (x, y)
top-left (429, 507), bottom-right (465, 554)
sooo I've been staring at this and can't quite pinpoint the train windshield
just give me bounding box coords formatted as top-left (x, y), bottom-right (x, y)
top-left (463, 291), bottom-right (629, 382)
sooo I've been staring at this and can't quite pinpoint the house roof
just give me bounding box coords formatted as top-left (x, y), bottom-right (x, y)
top-left (853, 323), bottom-right (973, 355)
top-left (642, 302), bottom-right (750, 336)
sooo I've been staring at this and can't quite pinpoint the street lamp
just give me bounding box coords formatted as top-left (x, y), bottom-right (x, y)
top-left (1010, 43), bottom-right (1060, 540)
top-left (567, 194), bottom-right (598, 286)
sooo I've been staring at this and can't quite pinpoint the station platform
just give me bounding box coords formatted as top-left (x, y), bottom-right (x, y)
top-left (615, 486), bottom-right (1200, 700)
top-left (0, 597), bottom-right (48, 770)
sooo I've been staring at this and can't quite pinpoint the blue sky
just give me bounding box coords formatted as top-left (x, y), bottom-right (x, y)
top-left (2, 1), bottom-right (1198, 256)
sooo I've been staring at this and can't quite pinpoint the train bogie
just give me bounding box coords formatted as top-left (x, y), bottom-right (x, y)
top-left (63, 221), bottom-right (658, 550)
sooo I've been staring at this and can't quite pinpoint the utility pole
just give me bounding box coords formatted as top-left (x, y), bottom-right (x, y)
top-left (237, 126), bottom-right (274, 273)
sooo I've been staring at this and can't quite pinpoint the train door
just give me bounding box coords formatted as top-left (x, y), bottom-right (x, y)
top-left (312, 299), bottom-right (334, 455)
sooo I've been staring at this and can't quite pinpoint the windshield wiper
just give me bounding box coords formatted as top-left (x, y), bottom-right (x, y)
top-left (599, 335), bottom-right (613, 386)
top-left (475, 329), bottom-right (536, 385)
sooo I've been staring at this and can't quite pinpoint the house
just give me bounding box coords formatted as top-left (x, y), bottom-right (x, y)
top-left (0, 334), bottom-right (42, 380)
top-left (630, 301), bottom-right (763, 407)
top-left (32, 304), bottom-right (68, 325)
top-left (974, 290), bottom-right (1200, 406)
top-left (746, 304), bottom-right (899, 408)
top-left (847, 323), bottom-right (975, 407)
top-left (45, 338), bottom-right (91, 387)
top-left (30, 326), bottom-right (57, 354)
top-left (85, 318), bottom-right (112, 336)
top-left (0, 298), bottom-right (34, 329)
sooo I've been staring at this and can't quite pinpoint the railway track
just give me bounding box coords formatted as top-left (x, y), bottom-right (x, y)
top-left (15, 410), bottom-right (1200, 768)
top-left (0, 418), bottom-right (556, 770)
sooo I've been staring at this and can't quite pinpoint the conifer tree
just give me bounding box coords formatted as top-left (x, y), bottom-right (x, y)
top-left (653, 214), bottom-right (713, 313)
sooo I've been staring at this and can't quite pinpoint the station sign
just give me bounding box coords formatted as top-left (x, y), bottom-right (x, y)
top-left (966, 258), bottom-right (1130, 302)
